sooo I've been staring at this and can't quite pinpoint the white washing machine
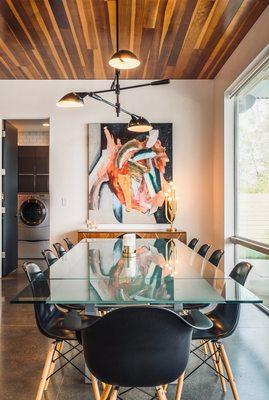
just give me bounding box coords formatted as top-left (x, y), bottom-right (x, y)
top-left (18, 193), bottom-right (50, 259)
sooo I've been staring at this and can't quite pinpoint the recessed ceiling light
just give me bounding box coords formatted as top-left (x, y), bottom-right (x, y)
top-left (42, 122), bottom-right (50, 127)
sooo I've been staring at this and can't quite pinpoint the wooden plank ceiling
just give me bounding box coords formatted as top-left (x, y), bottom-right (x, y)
top-left (0, 0), bottom-right (268, 80)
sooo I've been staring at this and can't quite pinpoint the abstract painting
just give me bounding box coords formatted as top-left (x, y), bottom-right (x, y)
top-left (88, 123), bottom-right (172, 224)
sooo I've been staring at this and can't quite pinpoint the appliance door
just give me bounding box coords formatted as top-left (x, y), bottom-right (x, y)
top-left (19, 198), bottom-right (46, 226)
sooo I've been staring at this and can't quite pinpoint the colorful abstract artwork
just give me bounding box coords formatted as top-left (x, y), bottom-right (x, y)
top-left (88, 123), bottom-right (172, 224)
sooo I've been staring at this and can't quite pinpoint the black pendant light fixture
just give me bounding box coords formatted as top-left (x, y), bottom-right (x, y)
top-left (57, 0), bottom-right (170, 132)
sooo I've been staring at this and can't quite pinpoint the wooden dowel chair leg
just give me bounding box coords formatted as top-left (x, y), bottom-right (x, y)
top-left (208, 341), bottom-right (220, 375)
top-left (163, 384), bottom-right (168, 392)
top-left (175, 372), bottom-right (185, 400)
top-left (156, 386), bottom-right (168, 400)
top-left (44, 341), bottom-right (62, 390)
top-left (59, 341), bottom-right (64, 353)
top-left (109, 387), bottom-right (119, 400)
top-left (219, 343), bottom-right (240, 400)
top-left (201, 339), bottom-right (208, 355)
top-left (36, 341), bottom-right (56, 400)
top-left (100, 384), bottom-right (112, 400)
top-left (90, 372), bottom-right (101, 400)
top-left (213, 343), bottom-right (227, 392)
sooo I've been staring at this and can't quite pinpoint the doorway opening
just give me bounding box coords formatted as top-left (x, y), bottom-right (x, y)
top-left (2, 119), bottom-right (50, 276)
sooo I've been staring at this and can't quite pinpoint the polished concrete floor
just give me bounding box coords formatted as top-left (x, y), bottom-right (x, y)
top-left (1, 268), bottom-right (269, 400)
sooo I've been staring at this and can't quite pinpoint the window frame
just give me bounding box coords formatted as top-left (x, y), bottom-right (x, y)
top-left (230, 56), bottom-right (269, 257)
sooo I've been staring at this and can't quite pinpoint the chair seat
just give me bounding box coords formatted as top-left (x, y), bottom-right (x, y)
top-left (59, 303), bottom-right (85, 311)
top-left (183, 303), bottom-right (210, 310)
top-left (192, 313), bottom-right (231, 341)
top-left (44, 309), bottom-right (99, 341)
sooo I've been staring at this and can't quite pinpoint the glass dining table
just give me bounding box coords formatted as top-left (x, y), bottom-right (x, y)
top-left (11, 238), bottom-right (262, 308)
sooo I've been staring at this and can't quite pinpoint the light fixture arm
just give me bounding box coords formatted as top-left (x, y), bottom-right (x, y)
top-left (89, 92), bottom-right (136, 118)
top-left (74, 77), bottom-right (170, 116)
top-left (91, 79), bottom-right (170, 95)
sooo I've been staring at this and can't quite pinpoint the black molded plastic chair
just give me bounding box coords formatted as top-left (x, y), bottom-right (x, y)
top-left (197, 243), bottom-right (211, 258)
top-left (42, 249), bottom-right (58, 267)
top-left (208, 249), bottom-right (224, 267)
top-left (188, 238), bottom-right (199, 250)
top-left (22, 262), bottom-right (99, 400)
top-left (64, 237), bottom-right (75, 250)
top-left (192, 261), bottom-right (253, 399)
top-left (53, 242), bottom-right (67, 258)
top-left (82, 306), bottom-right (212, 399)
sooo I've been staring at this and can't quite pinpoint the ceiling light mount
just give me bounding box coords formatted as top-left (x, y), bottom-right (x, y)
top-left (56, 0), bottom-right (170, 132)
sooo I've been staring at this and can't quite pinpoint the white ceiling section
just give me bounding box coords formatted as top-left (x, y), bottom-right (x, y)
top-left (8, 119), bottom-right (50, 132)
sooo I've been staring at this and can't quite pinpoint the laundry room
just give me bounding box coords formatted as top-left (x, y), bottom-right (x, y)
top-left (2, 119), bottom-right (50, 275)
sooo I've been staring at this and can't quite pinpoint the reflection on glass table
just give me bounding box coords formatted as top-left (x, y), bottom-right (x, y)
top-left (11, 239), bottom-right (261, 307)
top-left (236, 244), bottom-right (269, 308)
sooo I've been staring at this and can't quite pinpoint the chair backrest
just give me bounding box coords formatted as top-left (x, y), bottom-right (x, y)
top-left (64, 237), bottom-right (75, 250)
top-left (42, 249), bottom-right (58, 267)
top-left (22, 262), bottom-right (59, 339)
top-left (22, 261), bottom-right (43, 281)
top-left (82, 306), bottom-right (193, 387)
top-left (197, 244), bottom-right (211, 258)
top-left (53, 242), bottom-right (67, 258)
top-left (229, 261), bottom-right (252, 285)
top-left (188, 238), bottom-right (199, 250)
top-left (208, 249), bottom-right (224, 267)
top-left (210, 261), bottom-right (253, 339)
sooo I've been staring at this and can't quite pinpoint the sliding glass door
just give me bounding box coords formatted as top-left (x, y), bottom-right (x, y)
top-left (234, 62), bottom-right (269, 309)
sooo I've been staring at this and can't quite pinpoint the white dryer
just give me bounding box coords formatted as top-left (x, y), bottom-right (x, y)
top-left (18, 193), bottom-right (50, 259)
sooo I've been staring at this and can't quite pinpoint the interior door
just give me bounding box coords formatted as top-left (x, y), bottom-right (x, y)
top-left (2, 121), bottom-right (18, 276)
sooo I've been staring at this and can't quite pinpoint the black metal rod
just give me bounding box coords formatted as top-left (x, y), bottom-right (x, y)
top-left (116, 0), bottom-right (119, 52)
top-left (115, 69), bottom-right (120, 116)
top-left (54, 347), bottom-right (89, 380)
top-left (89, 92), bottom-right (135, 118)
top-left (92, 79), bottom-right (170, 95)
top-left (190, 350), bottom-right (229, 382)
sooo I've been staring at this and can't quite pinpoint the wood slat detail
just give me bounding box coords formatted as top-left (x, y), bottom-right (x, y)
top-left (0, 0), bottom-right (267, 79)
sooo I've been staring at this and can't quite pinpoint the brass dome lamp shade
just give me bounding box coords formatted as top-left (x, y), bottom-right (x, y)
top-left (127, 116), bottom-right (152, 133)
top-left (56, 92), bottom-right (84, 108)
top-left (109, 49), bottom-right (140, 70)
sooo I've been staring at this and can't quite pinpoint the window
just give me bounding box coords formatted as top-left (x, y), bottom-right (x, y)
top-left (235, 77), bottom-right (269, 244)
top-left (234, 63), bottom-right (269, 309)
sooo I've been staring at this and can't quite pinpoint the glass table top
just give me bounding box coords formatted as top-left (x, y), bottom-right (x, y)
top-left (11, 239), bottom-right (262, 306)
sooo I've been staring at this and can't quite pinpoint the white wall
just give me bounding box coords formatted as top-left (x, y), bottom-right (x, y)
top-left (213, 6), bottom-right (269, 256)
top-left (0, 80), bottom-right (214, 246)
